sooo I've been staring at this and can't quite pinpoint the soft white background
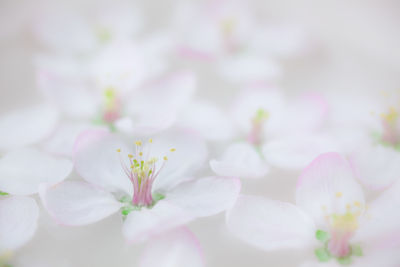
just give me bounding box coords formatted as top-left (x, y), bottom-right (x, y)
top-left (1, 0), bottom-right (400, 266)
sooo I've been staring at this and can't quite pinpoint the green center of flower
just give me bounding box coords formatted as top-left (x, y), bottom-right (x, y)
top-left (247, 108), bottom-right (269, 146)
top-left (315, 194), bottom-right (364, 265)
top-left (116, 139), bottom-right (175, 217)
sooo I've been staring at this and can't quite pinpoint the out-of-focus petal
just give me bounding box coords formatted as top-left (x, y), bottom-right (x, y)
top-left (226, 195), bottom-right (315, 251)
top-left (210, 143), bottom-right (269, 178)
top-left (262, 134), bottom-right (339, 170)
top-left (0, 148), bottom-right (72, 196)
top-left (350, 145), bottom-right (400, 191)
top-left (296, 153), bottom-right (365, 227)
top-left (0, 196), bottom-right (38, 251)
top-left (0, 105), bottom-right (58, 151)
top-left (39, 181), bottom-right (122, 226)
top-left (167, 176), bottom-right (241, 218)
top-left (140, 227), bottom-right (204, 267)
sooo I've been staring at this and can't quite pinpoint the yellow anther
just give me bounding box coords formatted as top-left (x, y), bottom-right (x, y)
top-left (381, 107), bottom-right (399, 124)
top-left (170, 148), bottom-right (176, 152)
top-left (130, 165), bottom-right (134, 169)
top-left (139, 152), bottom-right (143, 156)
top-left (346, 204), bottom-right (352, 210)
top-left (149, 138), bottom-right (153, 143)
top-left (163, 156), bottom-right (168, 161)
top-left (128, 154), bottom-right (133, 158)
top-left (354, 201), bottom-right (361, 207)
top-left (135, 141), bottom-right (142, 146)
top-left (336, 192), bottom-right (343, 198)
top-left (116, 149), bottom-right (121, 153)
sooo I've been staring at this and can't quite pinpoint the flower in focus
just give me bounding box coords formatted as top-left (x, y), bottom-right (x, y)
top-left (227, 153), bottom-right (400, 266)
top-left (40, 129), bottom-right (240, 242)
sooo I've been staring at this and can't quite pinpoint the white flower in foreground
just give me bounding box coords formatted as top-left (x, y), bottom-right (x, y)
top-left (227, 153), bottom-right (400, 266)
top-left (210, 88), bottom-right (337, 178)
top-left (40, 129), bottom-right (240, 243)
top-left (140, 227), bottom-right (204, 267)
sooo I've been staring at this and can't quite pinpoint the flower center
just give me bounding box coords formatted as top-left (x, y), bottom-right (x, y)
top-left (117, 139), bottom-right (175, 208)
top-left (102, 88), bottom-right (122, 124)
top-left (247, 108), bottom-right (269, 146)
top-left (380, 107), bottom-right (400, 149)
top-left (314, 194), bottom-right (364, 265)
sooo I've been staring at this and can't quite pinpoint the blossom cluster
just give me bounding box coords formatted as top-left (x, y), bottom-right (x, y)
top-left (0, 0), bottom-right (399, 266)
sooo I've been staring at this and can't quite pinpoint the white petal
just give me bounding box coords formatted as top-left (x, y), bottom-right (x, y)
top-left (151, 130), bottom-right (208, 192)
top-left (0, 105), bottom-right (58, 151)
top-left (350, 145), bottom-right (400, 191)
top-left (355, 180), bottom-right (400, 245)
top-left (178, 101), bottom-right (234, 141)
top-left (296, 153), bottom-right (365, 227)
top-left (42, 121), bottom-right (106, 157)
top-left (123, 71), bottom-right (196, 134)
top-left (167, 176), bottom-right (241, 218)
top-left (226, 195), bottom-right (315, 251)
top-left (210, 143), bottom-right (269, 178)
top-left (262, 134), bottom-right (340, 170)
top-left (73, 130), bottom-right (133, 195)
top-left (122, 200), bottom-right (193, 243)
top-left (0, 148), bottom-right (72, 195)
top-left (140, 227), bottom-right (204, 267)
top-left (39, 181), bottom-right (122, 226)
top-left (0, 196), bottom-right (38, 251)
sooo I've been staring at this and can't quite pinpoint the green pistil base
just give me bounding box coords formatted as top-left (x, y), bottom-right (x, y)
top-left (91, 117), bottom-right (117, 132)
top-left (0, 191), bottom-right (8, 196)
top-left (314, 230), bottom-right (363, 265)
top-left (372, 132), bottom-right (400, 152)
top-left (119, 193), bottom-right (166, 219)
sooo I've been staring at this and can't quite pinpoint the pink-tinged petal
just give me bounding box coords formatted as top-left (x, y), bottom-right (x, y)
top-left (262, 135), bottom-right (340, 170)
top-left (350, 145), bottom-right (400, 191)
top-left (296, 153), bottom-right (365, 227)
top-left (0, 196), bottom-right (38, 251)
top-left (122, 201), bottom-right (193, 243)
top-left (42, 121), bottom-right (107, 157)
top-left (0, 148), bottom-right (72, 196)
top-left (151, 130), bottom-right (208, 192)
top-left (167, 176), bottom-right (241, 218)
top-left (123, 71), bottom-right (196, 135)
top-left (210, 143), bottom-right (269, 178)
top-left (140, 227), bottom-right (204, 267)
top-left (226, 195), bottom-right (315, 251)
top-left (354, 180), bottom-right (400, 246)
top-left (39, 181), bottom-right (122, 226)
top-left (231, 88), bottom-right (285, 135)
top-left (179, 101), bottom-right (234, 141)
top-left (0, 105), bottom-right (58, 151)
top-left (73, 130), bottom-right (133, 195)
top-left (217, 54), bottom-right (281, 84)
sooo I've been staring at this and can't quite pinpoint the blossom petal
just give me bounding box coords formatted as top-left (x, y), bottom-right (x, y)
top-left (0, 196), bottom-right (39, 251)
top-left (226, 195), bottom-right (315, 251)
top-left (122, 201), bottom-right (193, 243)
top-left (262, 134), bottom-right (339, 170)
top-left (73, 130), bottom-right (133, 194)
top-left (122, 71), bottom-right (196, 134)
top-left (0, 148), bottom-right (72, 195)
top-left (210, 143), bottom-right (269, 178)
top-left (350, 145), bottom-right (400, 191)
top-left (140, 227), bottom-right (204, 267)
top-left (39, 181), bottom-right (122, 226)
top-left (167, 176), bottom-right (241, 217)
top-left (296, 152), bottom-right (365, 227)
top-left (178, 101), bottom-right (234, 141)
top-left (151, 130), bottom-right (208, 192)
top-left (0, 105), bottom-right (58, 151)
